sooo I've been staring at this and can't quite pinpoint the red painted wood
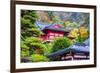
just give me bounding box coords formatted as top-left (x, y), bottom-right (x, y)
top-left (41, 27), bottom-right (68, 41)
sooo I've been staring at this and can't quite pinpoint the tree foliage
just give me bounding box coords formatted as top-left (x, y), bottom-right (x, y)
top-left (77, 26), bottom-right (89, 42)
top-left (47, 12), bottom-right (60, 24)
top-left (21, 10), bottom-right (45, 61)
top-left (21, 10), bottom-right (42, 39)
top-left (30, 54), bottom-right (49, 62)
top-left (52, 37), bottom-right (72, 52)
top-left (43, 43), bottom-right (53, 55)
top-left (79, 26), bottom-right (89, 38)
top-left (63, 21), bottom-right (80, 28)
top-left (21, 41), bottom-right (30, 57)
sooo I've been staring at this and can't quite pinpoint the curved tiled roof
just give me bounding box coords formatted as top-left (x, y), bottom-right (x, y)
top-left (35, 21), bottom-right (72, 32)
top-left (47, 39), bottom-right (90, 58)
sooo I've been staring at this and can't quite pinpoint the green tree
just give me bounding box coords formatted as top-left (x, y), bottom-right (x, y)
top-left (47, 12), bottom-right (60, 24)
top-left (47, 12), bottom-right (54, 21)
top-left (52, 37), bottom-right (72, 52)
top-left (21, 10), bottom-right (44, 62)
top-left (43, 43), bottom-right (53, 55)
top-left (21, 10), bottom-right (42, 39)
top-left (22, 37), bottom-right (43, 55)
top-left (63, 21), bottom-right (79, 28)
top-left (30, 43), bottom-right (46, 54)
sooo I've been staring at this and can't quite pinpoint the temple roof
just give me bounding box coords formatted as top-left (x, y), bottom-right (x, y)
top-left (35, 21), bottom-right (51, 30)
top-left (47, 39), bottom-right (90, 58)
top-left (35, 21), bottom-right (72, 32)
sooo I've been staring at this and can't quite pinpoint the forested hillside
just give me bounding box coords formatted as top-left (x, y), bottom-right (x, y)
top-left (36, 11), bottom-right (89, 28)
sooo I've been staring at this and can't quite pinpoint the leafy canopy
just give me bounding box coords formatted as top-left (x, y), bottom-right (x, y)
top-left (52, 37), bottom-right (72, 52)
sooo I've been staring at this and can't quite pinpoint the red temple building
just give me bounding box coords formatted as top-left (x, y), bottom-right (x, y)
top-left (36, 22), bottom-right (72, 41)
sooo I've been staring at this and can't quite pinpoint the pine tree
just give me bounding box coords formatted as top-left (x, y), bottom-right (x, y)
top-left (21, 10), bottom-right (44, 62)
top-left (21, 10), bottom-right (42, 39)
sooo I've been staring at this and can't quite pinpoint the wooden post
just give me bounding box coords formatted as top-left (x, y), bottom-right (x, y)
top-left (70, 50), bottom-right (74, 60)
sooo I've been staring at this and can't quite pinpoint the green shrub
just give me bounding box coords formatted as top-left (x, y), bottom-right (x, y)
top-left (31, 54), bottom-right (49, 62)
top-left (30, 43), bottom-right (46, 49)
top-left (30, 43), bottom-right (47, 54)
top-left (52, 37), bottom-right (72, 52)
top-left (21, 50), bottom-right (30, 57)
top-left (21, 37), bottom-right (43, 55)
top-left (43, 43), bottom-right (53, 55)
top-left (24, 37), bottom-right (42, 46)
top-left (21, 41), bottom-right (29, 50)
top-left (21, 41), bottom-right (30, 57)
top-left (26, 28), bottom-right (42, 37)
top-left (76, 35), bottom-right (88, 43)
